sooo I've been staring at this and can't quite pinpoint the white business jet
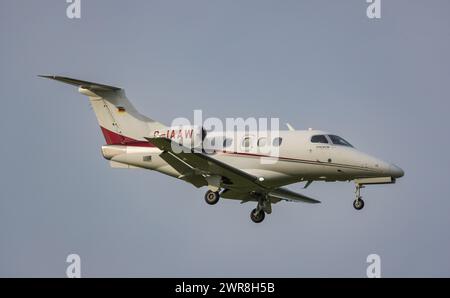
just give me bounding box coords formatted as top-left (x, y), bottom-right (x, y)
top-left (41, 76), bottom-right (404, 223)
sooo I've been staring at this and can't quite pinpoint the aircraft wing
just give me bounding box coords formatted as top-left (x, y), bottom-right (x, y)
top-left (145, 137), bottom-right (320, 204)
top-left (268, 187), bottom-right (321, 204)
top-left (145, 137), bottom-right (267, 191)
top-left (158, 151), bottom-right (208, 188)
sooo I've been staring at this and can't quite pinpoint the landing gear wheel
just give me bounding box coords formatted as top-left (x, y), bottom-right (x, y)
top-left (353, 198), bottom-right (365, 210)
top-left (250, 208), bottom-right (265, 223)
top-left (205, 190), bottom-right (220, 205)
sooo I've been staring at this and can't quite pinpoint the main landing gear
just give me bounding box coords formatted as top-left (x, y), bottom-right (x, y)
top-left (204, 190), bottom-right (220, 205)
top-left (250, 208), bottom-right (265, 223)
top-left (353, 184), bottom-right (365, 210)
top-left (249, 196), bottom-right (271, 223)
top-left (203, 190), bottom-right (270, 223)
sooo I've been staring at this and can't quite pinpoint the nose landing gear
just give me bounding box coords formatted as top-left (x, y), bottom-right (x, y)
top-left (353, 197), bottom-right (365, 210)
top-left (353, 184), bottom-right (365, 210)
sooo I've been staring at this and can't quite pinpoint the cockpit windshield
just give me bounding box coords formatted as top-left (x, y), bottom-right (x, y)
top-left (311, 135), bottom-right (329, 144)
top-left (328, 135), bottom-right (353, 147)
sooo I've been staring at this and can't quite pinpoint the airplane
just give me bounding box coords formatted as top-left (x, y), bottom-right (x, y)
top-left (40, 75), bottom-right (404, 223)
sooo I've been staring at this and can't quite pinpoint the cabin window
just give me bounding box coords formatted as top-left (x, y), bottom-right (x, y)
top-left (209, 137), bottom-right (216, 147)
top-left (328, 135), bottom-right (353, 147)
top-left (272, 137), bottom-right (283, 147)
top-left (257, 137), bottom-right (267, 147)
top-left (242, 137), bottom-right (251, 148)
top-left (223, 138), bottom-right (232, 148)
top-left (311, 135), bottom-right (329, 144)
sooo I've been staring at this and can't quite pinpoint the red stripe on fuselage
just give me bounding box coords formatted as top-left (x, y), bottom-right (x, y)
top-left (100, 126), bottom-right (155, 147)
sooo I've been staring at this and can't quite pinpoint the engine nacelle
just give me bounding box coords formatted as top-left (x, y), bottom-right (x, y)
top-left (151, 125), bottom-right (206, 149)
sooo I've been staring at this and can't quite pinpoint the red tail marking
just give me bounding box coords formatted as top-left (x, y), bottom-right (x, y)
top-left (100, 127), bottom-right (155, 147)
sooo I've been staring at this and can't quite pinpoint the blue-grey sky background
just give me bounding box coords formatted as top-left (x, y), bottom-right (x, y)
top-left (1, 0), bottom-right (449, 277)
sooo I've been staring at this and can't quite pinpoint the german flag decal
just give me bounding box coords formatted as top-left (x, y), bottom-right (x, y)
top-left (117, 106), bottom-right (126, 113)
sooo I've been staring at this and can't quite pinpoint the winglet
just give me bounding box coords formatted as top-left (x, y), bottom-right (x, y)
top-left (144, 137), bottom-right (179, 152)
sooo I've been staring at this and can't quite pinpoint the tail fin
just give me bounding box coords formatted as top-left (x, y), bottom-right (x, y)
top-left (40, 76), bottom-right (166, 145)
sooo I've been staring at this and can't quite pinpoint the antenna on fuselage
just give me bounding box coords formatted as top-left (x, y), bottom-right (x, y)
top-left (286, 123), bottom-right (295, 131)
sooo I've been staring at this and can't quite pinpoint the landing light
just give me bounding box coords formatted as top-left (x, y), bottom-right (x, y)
top-left (258, 177), bottom-right (265, 182)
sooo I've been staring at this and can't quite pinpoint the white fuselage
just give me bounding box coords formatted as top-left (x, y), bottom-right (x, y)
top-left (101, 129), bottom-right (404, 189)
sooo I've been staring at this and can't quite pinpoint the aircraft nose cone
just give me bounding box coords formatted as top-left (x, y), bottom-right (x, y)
top-left (389, 164), bottom-right (404, 178)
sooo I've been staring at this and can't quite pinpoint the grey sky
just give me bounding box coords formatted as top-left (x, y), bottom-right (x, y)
top-left (1, 0), bottom-right (449, 277)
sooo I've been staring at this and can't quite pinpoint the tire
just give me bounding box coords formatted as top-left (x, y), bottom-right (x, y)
top-left (250, 208), bottom-right (265, 223)
top-left (353, 199), bottom-right (365, 210)
top-left (205, 190), bottom-right (220, 205)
